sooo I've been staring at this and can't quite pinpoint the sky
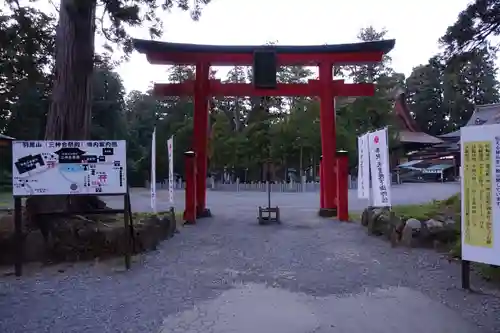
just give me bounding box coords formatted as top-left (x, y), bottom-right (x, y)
top-left (117, 0), bottom-right (475, 93)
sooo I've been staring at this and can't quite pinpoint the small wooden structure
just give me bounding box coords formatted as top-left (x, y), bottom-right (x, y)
top-left (258, 206), bottom-right (280, 225)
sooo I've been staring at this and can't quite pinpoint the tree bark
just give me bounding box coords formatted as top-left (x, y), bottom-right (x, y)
top-left (27, 0), bottom-right (102, 222)
top-left (46, 0), bottom-right (96, 140)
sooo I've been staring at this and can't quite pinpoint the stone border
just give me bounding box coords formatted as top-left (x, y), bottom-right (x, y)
top-left (0, 211), bottom-right (178, 265)
top-left (360, 206), bottom-right (459, 249)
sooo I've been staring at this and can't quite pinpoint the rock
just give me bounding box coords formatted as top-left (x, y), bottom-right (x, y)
top-left (399, 218), bottom-right (424, 248)
top-left (0, 211), bottom-right (179, 265)
top-left (132, 214), bottom-right (177, 254)
top-left (24, 231), bottom-right (46, 262)
top-left (401, 223), bottom-right (414, 247)
top-left (427, 218), bottom-right (458, 244)
top-left (361, 207), bottom-right (376, 227)
top-left (0, 210), bottom-right (48, 264)
top-left (405, 218), bottom-right (421, 230)
top-left (367, 207), bottom-right (390, 236)
top-left (399, 217), bottom-right (459, 249)
top-left (444, 218), bottom-right (456, 226)
top-left (425, 218), bottom-right (444, 229)
top-left (386, 213), bottom-right (404, 247)
top-left (433, 214), bottom-right (447, 222)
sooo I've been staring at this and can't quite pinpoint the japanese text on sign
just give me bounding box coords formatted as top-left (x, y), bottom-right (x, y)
top-left (374, 147), bottom-right (389, 204)
top-left (357, 134), bottom-right (370, 199)
top-left (495, 137), bottom-right (500, 208)
top-left (19, 141), bottom-right (119, 149)
top-left (463, 141), bottom-right (493, 248)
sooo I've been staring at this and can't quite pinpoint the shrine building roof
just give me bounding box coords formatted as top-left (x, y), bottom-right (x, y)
top-left (440, 103), bottom-right (500, 139)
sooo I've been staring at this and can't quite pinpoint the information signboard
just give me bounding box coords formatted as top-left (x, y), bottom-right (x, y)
top-left (12, 140), bottom-right (127, 196)
top-left (461, 125), bottom-right (498, 265)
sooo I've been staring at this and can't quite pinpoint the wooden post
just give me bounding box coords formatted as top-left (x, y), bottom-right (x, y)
top-left (123, 193), bottom-right (131, 270)
top-left (193, 62), bottom-right (211, 218)
top-left (319, 155), bottom-right (325, 209)
top-left (318, 62), bottom-right (337, 217)
top-left (336, 150), bottom-right (349, 221)
top-left (183, 151), bottom-right (197, 224)
top-left (14, 197), bottom-right (23, 277)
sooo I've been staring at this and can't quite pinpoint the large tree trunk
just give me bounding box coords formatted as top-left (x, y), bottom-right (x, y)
top-left (46, 0), bottom-right (96, 140)
top-left (27, 0), bottom-right (104, 225)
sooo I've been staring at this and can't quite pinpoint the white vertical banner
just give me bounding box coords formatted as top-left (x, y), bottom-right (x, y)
top-left (357, 133), bottom-right (370, 199)
top-left (368, 128), bottom-right (391, 207)
top-left (167, 136), bottom-right (174, 205)
top-left (150, 127), bottom-right (157, 213)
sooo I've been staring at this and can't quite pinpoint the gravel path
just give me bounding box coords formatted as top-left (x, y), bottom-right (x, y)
top-left (1, 183), bottom-right (499, 332)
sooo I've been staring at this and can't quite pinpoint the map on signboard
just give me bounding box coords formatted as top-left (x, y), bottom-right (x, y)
top-left (12, 140), bottom-right (127, 196)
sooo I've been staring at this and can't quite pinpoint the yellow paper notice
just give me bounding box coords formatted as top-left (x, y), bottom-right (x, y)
top-left (463, 141), bottom-right (493, 248)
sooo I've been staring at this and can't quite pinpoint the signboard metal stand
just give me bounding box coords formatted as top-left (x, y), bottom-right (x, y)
top-left (14, 196), bottom-right (22, 276)
top-left (461, 260), bottom-right (471, 290)
top-left (11, 140), bottom-right (133, 276)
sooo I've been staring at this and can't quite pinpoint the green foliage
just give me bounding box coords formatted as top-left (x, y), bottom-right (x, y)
top-left (0, 5), bottom-right (55, 138)
top-left (434, 1), bottom-right (500, 134)
top-left (1, 1), bottom-right (500, 187)
top-left (407, 50), bottom-right (499, 135)
top-left (5, 0), bottom-right (212, 55)
top-left (440, 0), bottom-right (500, 57)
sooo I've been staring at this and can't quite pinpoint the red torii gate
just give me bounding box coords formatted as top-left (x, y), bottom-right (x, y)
top-left (133, 39), bottom-right (395, 222)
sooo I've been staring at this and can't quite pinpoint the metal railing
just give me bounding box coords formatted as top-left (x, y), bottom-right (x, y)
top-left (147, 176), bottom-right (359, 192)
top-left (145, 172), bottom-right (455, 193)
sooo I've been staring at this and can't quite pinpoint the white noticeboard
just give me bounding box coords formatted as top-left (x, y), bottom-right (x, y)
top-left (12, 140), bottom-right (127, 196)
top-left (461, 124), bottom-right (500, 266)
top-left (167, 136), bottom-right (174, 204)
top-left (367, 128), bottom-right (391, 207)
top-left (357, 133), bottom-right (370, 199)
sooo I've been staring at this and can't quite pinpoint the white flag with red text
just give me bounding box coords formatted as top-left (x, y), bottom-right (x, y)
top-left (368, 128), bottom-right (391, 207)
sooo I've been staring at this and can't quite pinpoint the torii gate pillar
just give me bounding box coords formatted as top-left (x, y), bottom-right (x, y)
top-left (193, 62), bottom-right (211, 218)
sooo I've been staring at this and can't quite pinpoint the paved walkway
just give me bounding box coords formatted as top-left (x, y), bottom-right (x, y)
top-left (1, 183), bottom-right (499, 332)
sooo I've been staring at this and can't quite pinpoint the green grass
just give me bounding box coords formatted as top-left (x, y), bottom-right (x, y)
top-left (349, 194), bottom-right (461, 223)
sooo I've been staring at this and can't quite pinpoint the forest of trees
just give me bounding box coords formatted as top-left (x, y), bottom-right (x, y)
top-left (2, 0), bottom-right (500, 188)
